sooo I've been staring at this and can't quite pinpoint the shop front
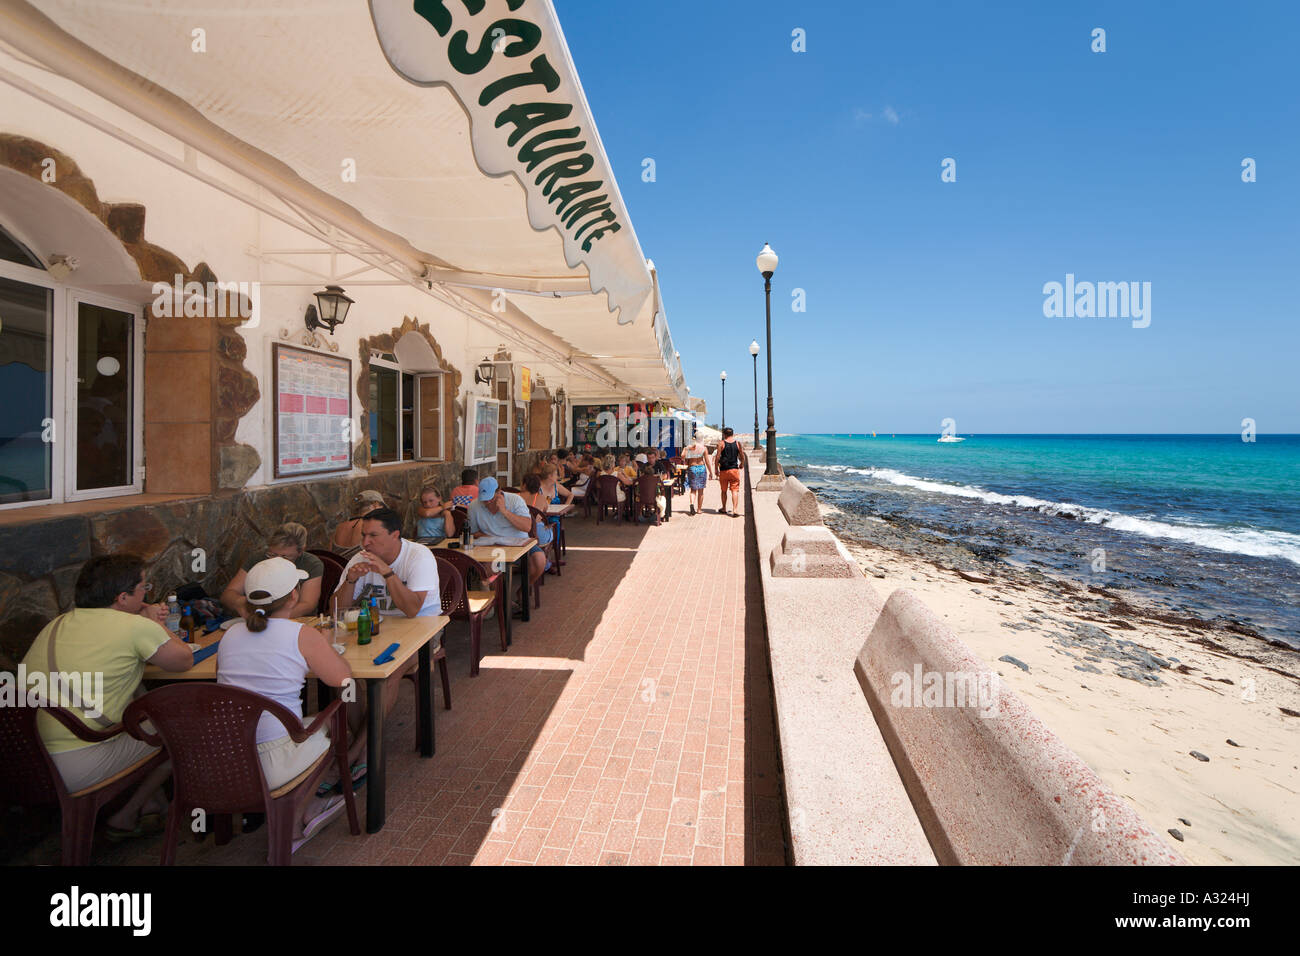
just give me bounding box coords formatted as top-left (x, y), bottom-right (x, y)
top-left (0, 0), bottom-right (688, 668)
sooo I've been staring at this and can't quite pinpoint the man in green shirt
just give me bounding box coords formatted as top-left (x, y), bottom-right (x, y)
top-left (22, 554), bottom-right (194, 836)
top-left (222, 521), bottom-right (324, 619)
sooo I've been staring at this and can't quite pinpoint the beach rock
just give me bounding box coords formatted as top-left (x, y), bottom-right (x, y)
top-left (1226, 739), bottom-right (1241, 747)
top-left (1074, 663), bottom-right (1102, 674)
top-left (1179, 818), bottom-right (1191, 827)
top-left (998, 655), bottom-right (1029, 672)
top-left (1167, 828), bottom-right (1185, 842)
top-left (1189, 751), bottom-right (1210, 762)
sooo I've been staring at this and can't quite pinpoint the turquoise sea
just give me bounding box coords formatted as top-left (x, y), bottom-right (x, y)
top-left (780, 434), bottom-right (1300, 646)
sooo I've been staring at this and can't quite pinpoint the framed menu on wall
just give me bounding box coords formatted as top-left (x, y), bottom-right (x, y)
top-left (272, 343), bottom-right (353, 478)
top-left (465, 395), bottom-right (499, 465)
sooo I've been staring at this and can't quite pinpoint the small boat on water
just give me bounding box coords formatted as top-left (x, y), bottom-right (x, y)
top-left (937, 434), bottom-right (965, 443)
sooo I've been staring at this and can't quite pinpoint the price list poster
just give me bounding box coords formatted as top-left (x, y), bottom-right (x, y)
top-left (272, 344), bottom-right (353, 478)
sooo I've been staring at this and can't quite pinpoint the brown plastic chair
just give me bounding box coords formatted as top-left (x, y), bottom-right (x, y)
top-left (121, 684), bottom-right (359, 866)
top-left (0, 703), bottom-right (167, 865)
top-left (308, 549), bottom-right (346, 614)
top-left (400, 559), bottom-right (460, 752)
top-left (634, 473), bottom-right (662, 525)
top-left (436, 548), bottom-right (506, 676)
top-left (594, 474), bottom-right (625, 523)
top-left (527, 505), bottom-right (560, 586)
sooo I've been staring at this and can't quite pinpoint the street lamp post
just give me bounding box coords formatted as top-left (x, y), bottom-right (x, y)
top-left (755, 242), bottom-right (780, 476)
top-left (749, 339), bottom-right (760, 451)
top-left (719, 370), bottom-right (727, 430)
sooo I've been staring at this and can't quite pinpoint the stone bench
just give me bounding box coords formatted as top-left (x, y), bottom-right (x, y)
top-left (748, 471), bottom-right (936, 864)
top-left (854, 589), bottom-right (1184, 865)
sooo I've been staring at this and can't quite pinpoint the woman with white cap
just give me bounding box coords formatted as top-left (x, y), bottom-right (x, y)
top-left (216, 557), bottom-right (355, 849)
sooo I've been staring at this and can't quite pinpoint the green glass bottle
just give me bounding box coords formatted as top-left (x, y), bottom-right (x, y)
top-left (357, 603), bottom-right (372, 645)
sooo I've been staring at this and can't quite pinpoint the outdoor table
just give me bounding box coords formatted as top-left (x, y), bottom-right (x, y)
top-left (432, 538), bottom-right (536, 640)
top-left (660, 476), bottom-right (675, 520)
top-left (548, 501), bottom-right (575, 517)
top-left (144, 614), bottom-right (449, 833)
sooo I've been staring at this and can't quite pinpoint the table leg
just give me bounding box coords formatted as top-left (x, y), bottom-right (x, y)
top-left (502, 561), bottom-right (514, 645)
top-left (365, 677), bottom-right (385, 833)
top-left (664, 486), bottom-right (672, 521)
top-left (417, 639), bottom-right (434, 757)
top-left (519, 554), bottom-right (531, 622)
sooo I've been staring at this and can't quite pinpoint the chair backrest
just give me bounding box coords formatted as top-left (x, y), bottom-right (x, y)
top-left (309, 549), bottom-right (346, 614)
top-left (635, 473), bottom-right (660, 505)
top-left (433, 555), bottom-right (465, 619)
top-left (0, 703), bottom-right (64, 806)
top-left (122, 683), bottom-right (302, 813)
top-left (595, 474), bottom-right (622, 506)
top-left (437, 547), bottom-right (491, 595)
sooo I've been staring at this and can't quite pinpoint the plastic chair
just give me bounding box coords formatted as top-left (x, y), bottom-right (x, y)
top-left (436, 549), bottom-right (507, 676)
top-left (121, 684), bottom-right (359, 866)
top-left (308, 550), bottom-right (346, 615)
top-left (594, 474), bottom-right (625, 523)
top-left (527, 504), bottom-right (560, 589)
top-left (0, 703), bottom-right (167, 866)
top-left (634, 473), bottom-right (662, 525)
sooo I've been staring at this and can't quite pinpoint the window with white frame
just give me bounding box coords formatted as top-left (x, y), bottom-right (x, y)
top-left (0, 223), bottom-right (143, 508)
top-left (367, 347), bottom-right (448, 466)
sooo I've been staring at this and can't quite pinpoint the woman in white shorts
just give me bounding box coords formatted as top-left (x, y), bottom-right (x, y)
top-left (216, 557), bottom-right (354, 847)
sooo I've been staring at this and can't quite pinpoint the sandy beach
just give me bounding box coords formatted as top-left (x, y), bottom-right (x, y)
top-left (820, 501), bottom-right (1300, 866)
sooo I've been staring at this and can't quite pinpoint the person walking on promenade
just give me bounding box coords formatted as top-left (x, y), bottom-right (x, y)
top-left (712, 427), bottom-right (743, 517)
top-left (681, 432), bottom-right (711, 515)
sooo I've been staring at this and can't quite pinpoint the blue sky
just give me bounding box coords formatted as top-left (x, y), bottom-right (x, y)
top-left (555, 0), bottom-right (1299, 434)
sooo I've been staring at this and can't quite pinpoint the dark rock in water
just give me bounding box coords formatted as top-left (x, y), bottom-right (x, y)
top-left (1226, 739), bottom-right (1241, 747)
top-left (1189, 751), bottom-right (1210, 762)
top-left (1074, 663), bottom-right (1102, 674)
top-left (1167, 828), bottom-right (1185, 842)
top-left (998, 655), bottom-right (1030, 672)
top-left (1178, 817), bottom-right (1192, 827)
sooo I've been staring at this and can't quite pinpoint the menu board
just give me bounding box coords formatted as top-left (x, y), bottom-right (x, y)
top-left (466, 396), bottom-right (498, 465)
top-left (272, 344), bottom-right (353, 478)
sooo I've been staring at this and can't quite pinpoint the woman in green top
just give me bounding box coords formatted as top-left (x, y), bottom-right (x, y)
top-left (221, 522), bottom-right (323, 619)
top-left (22, 555), bottom-right (195, 838)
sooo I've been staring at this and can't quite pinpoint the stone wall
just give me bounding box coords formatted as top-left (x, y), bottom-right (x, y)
top-left (0, 461), bottom-right (474, 670)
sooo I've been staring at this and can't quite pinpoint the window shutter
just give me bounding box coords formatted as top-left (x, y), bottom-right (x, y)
top-left (529, 397), bottom-right (550, 448)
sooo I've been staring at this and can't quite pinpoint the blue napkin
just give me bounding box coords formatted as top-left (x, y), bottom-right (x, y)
top-left (372, 642), bottom-right (400, 665)
top-left (191, 640), bottom-right (220, 664)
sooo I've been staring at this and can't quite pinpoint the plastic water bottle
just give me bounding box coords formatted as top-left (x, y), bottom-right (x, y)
top-left (164, 595), bottom-right (182, 634)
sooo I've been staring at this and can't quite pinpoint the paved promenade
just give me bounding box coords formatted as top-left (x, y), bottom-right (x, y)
top-left (54, 481), bottom-right (784, 867)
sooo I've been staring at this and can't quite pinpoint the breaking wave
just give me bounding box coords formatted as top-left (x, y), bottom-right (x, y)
top-left (810, 464), bottom-right (1300, 564)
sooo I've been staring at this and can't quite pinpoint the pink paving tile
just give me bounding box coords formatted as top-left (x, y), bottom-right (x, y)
top-left (603, 820), bottom-right (638, 855)
top-left (537, 847), bottom-right (570, 866)
top-left (664, 824), bottom-right (696, 858)
top-left (630, 838), bottom-right (665, 866)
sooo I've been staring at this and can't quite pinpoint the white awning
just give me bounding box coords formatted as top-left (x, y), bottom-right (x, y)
top-left (0, 0), bottom-right (686, 402)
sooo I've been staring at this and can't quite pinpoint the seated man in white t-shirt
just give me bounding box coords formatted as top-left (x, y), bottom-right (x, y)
top-left (334, 508), bottom-right (441, 617)
top-left (331, 507), bottom-right (441, 769)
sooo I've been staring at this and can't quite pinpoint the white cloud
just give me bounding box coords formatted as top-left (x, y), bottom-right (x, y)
top-left (853, 108), bottom-right (872, 124)
top-left (882, 105), bottom-right (900, 125)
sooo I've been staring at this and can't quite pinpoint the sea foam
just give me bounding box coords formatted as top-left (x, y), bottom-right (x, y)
top-left (811, 464), bottom-right (1300, 565)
